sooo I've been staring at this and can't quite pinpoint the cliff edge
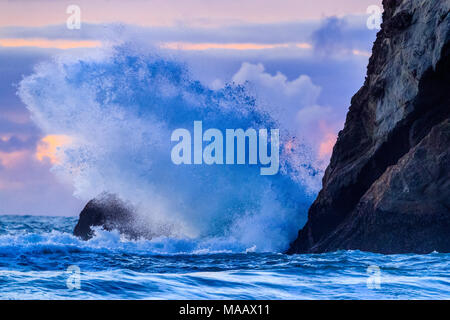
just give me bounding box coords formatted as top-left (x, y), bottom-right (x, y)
top-left (288, 0), bottom-right (450, 254)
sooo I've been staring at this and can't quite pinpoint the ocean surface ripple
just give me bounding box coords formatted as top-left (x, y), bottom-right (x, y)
top-left (0, 215), bottom-right (449, 300)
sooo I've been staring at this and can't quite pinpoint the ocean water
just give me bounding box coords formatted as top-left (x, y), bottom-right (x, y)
top-left (0, 215), bottom-right (449, 300)
top-left (11, 45), bottom-right (450, 300)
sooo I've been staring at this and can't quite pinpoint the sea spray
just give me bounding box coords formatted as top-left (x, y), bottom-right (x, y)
top-left (18, 45), bottom-right (322, 252)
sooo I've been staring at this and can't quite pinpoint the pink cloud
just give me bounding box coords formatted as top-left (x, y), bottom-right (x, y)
top-left (0, 0), bottom-right (382, 27)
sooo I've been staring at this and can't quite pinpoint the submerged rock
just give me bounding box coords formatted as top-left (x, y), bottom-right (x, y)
top-left (73, 194), bottom-right (151, 240)
top-left (288, 0), bottom-right (450, 254)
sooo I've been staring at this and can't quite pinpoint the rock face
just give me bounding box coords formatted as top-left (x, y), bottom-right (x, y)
top-left (288, 0), bottom-right (450, 254)
top-left (73, 194), bottom-right (151, 240)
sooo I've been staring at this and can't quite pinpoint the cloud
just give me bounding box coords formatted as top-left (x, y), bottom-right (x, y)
top-left (0, 135), bottom-right (37, 153)
top-left (227, 62), bottom-right (342, 164)
top-left (231, 62), bottom-right (320, 129)
top-left (0, 38), bottom-right (101, 49)
top-left (312, 17), bottom-right (346, 54)
top-left (0, 47), bottom-right (83, 215)
top-left (0, 150), bottom-right (28, 169)
top-left (0, 21), bottom-right (316, 44)
top-left (312, 16), bottom-right (377, 56)
top-left (36, 135), bottom-right (72, 164)
top-left (0, 147), bottom-right (84, 215)
top-left (0, 0), bottom-right (382, 28)
top-left (160, 42), bottom-right (312, 51)
top-left (0, 15), bottom-right (375, 55)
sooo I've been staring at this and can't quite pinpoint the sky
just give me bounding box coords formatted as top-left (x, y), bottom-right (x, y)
top-left (0, 0), bottom-right (382, 215)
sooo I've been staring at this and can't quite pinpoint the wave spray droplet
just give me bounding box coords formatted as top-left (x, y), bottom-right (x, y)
top-left (18, 45), bottom-right (323, 252)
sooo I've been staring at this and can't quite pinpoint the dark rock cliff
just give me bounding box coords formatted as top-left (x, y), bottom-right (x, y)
top-left (288, 0), bottom-right (450, 254)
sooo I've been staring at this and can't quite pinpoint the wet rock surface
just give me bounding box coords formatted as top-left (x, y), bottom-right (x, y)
top-left (73, 194), bottom-right (152, 240)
